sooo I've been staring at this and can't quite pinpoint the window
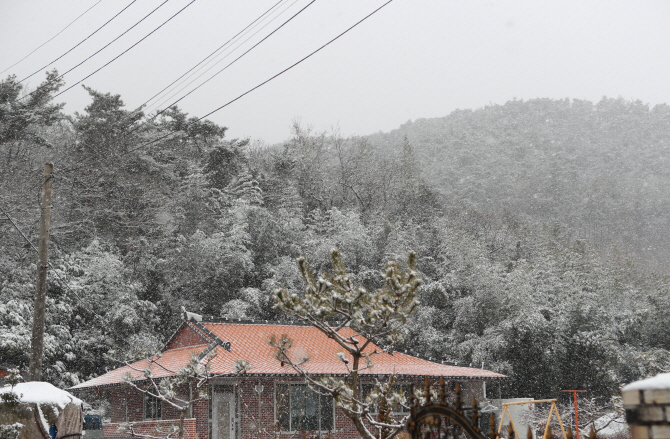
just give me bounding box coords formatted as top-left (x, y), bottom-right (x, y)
top-left (276, 383), bottom-right (333, 432)
top-left (144, 394), bottom-right (162, 420)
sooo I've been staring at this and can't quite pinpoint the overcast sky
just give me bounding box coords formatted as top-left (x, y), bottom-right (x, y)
top-left (2, 0), bottom-right (670, 144)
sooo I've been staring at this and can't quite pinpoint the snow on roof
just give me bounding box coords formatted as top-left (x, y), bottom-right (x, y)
top-left (0, 382), bottom-right (82, 409)
top-left (622, 372), bottom-right (670, 392)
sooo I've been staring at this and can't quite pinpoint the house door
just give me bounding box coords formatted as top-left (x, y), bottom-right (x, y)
top-left (213, 386), bottom-right (236, 439)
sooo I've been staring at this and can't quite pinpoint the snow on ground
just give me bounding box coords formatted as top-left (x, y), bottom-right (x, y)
top-left (591, 412), bottom-right (629, 436)
top-left (0, 382), bottom-right (82, 409)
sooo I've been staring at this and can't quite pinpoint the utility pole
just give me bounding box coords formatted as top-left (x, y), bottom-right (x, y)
top-left (563, 390), bottom-right (586, 439)
top-left (29, 163), bottom-right (53, 382)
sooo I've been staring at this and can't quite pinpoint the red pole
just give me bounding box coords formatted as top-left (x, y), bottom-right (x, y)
top-left (563, 390), bottom-right (586, 439)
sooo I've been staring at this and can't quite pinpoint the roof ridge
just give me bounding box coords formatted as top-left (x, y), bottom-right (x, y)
top-left (190, 320), bottom-right (232, 353)
top-left (201, 316), bottom-right (310, 326)
top-left (186, 320), bottom-right (216, 342)
top-left (163, 343), bottom-right (210, 352)
top-left (199, 316), bottom-right (353, 327)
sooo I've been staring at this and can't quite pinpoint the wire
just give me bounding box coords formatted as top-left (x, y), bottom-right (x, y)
top-left (18, 0), bottom-right (172, 102)
top-left (140, 0), bottom-right (285, 110)
top-left (52, 0), bottom-right (198, 100)
top-left (58, 0), bottom-right (394, 175)
top-left (200, 0), bottom-right (396, 122)
top-left (19, 0), bottom-right (140, 84)
top-left (49, 1), bottom-right (290, 178)
top-left (111, 0), bottom-right (308, 144)
top-left (145, 0), bottom-right (300, 114)
top-left (149, 0), bottom-right (315, 120)
top-left (0, 203), bottom-right (39, 253)
top-left (0, 202), bottom-right (111, 325)
top-left (0, 0), bottom-right (105, 75)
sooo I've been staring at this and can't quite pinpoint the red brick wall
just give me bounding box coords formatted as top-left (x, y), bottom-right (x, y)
top-left (236, 377), bottom-right (367, 439)
top-left (110, 385), bottom-right (145, 422)
top-left (161, 385), bottom-right (190, 420)
top-left (166, 324), bottom-right (209, 350)
top-left (102, 377), bottom-right (486, 439)
top-left (193, 394), bottom-right (209, 439)
top-left (238, 377), bottom-right (275, 438)
top-left (103, 418), bottom-right (197, 438)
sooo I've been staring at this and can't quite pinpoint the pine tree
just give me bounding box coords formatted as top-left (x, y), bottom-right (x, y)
top-left (272, 249), bottom-right (421, 439)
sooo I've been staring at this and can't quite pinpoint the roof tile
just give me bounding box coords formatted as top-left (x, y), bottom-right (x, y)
top-left (72, 322), bottom-right (504, 390)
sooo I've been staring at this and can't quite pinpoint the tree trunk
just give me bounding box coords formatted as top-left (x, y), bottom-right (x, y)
top-left (29, 163), bottom-right (53, 382)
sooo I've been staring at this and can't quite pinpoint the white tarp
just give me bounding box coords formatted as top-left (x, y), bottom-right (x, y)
top-left (0, 382), bottom-right (83, 439)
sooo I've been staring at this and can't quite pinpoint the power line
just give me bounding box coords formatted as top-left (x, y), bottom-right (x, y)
top-left (59, 0), bottom-right (394, 176)
top-left (52, 0), bottom-right (198, 100)
top-left (108, 0), bottom-right (310, 145)
top-left (145, 0), bottom-right (301, 115)
top-left (198, 0), bottom-right (396, 122)
top-left (0, 202), bottom-right (111, 325)
top-left (140, 0), bottom-right (286, 110)
top-left (19, 0), bottom-right (172, 102)
top-left (0, 0), bottom-right (105, 75)
top-left (48, 1), bottom-right (291, 178)
top-left (149, 0), bottom-right (315, 120)
top-left (19, 0), bottom-right (140, 84)
top-left (42, 0), bottom-right (313, 177)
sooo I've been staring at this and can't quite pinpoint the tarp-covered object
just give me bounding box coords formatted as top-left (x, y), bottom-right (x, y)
top-left (0, 382), bottom-right (83, 439)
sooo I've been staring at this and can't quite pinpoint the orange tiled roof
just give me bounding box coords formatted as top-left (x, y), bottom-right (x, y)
top-left (71, 321), bottom-right (504, 390)
top-left (71, 344), bottom-right (209, 389)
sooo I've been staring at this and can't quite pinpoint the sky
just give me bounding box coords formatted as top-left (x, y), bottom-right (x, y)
top-left (2, 0), bottom-right (670, 144)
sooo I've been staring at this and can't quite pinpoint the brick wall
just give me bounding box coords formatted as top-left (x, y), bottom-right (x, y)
top-left (235, 377), bottom-right (380, 439)
top-left (110, 385), bottom-right (145, 422)
top-left (238, 377), bottom-right (274, 438)
top-left (461, 380), bottom-right (486, 404)
top-left (103, 418), bottom-right (197, 438)
top-left (101, 377), bottom-right (487, 439)
top-left (193, 393), bottom-right (209, 439)
top-left (166, 324), bottom-right (209, 350)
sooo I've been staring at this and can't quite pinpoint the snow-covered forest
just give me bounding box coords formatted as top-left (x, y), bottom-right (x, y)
top-left (2, 72), bottom-right (670, 404)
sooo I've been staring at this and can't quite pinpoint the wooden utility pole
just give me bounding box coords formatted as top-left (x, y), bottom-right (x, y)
top-left (29, 163), bottom-right (53, 382)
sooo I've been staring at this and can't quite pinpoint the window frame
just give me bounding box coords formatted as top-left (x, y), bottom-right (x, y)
top-left (144, 393), bottom-right (162, 420)
top-left (275, 381), bottom-right (335, 434)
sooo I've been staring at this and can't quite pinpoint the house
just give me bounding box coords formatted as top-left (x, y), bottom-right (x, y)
top-left (70, 314), bottom-right (506, 439)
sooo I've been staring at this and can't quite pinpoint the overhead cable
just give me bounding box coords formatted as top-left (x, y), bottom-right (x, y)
top-left (52, 0), bottom-right (292, 177)
top-left (56, 0), bottom-right (394, 175)
top-left (52, 0), bottom-right (198, 100)
top-left (150, 0), bottom-right (316, 120)
top-left (19, 0), bottom-right (140, 84)
top-left (140, 0), bottom-right (285, 110)
top-left (0, 0), bottom-right (105, 75)
top-left (199, 0), bottom-right (394, 121)
top-left (145, 0), bottom-right (301, 114)
top-left (19, 0), bottom-right (172, 101)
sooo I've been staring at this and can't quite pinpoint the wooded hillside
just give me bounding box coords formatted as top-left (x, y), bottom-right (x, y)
top-left (2, 73), bottom-right (669, 405)
top-left (368, 98), bottom-right (670, 273)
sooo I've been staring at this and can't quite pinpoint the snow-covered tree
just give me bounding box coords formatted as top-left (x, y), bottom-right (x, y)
top-left (119, 352), bottom-right (214, 439)
top-left (272, 249), bottom-right (422, 439)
